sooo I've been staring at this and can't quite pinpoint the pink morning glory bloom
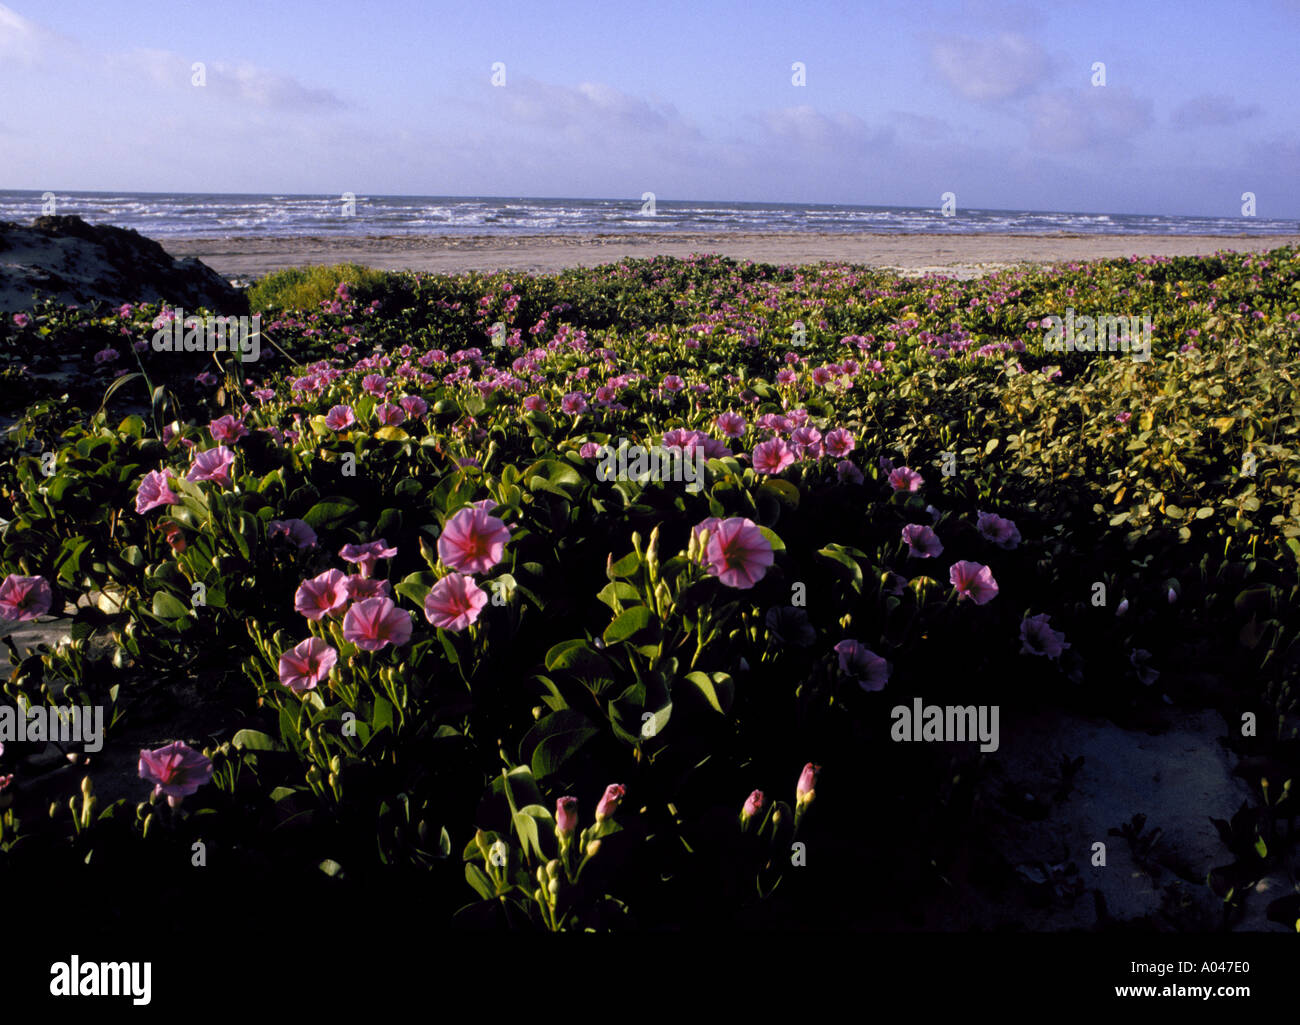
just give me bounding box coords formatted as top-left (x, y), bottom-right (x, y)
top-left (0, 574), bottom-right (53, 621)
top-left (701, 517), bottom-right (774, 589)
top-left (901, 523), bottom-right (944, 559)
top-left (1020, 614), bottom-right (1069, 660)
top-left (438, 506), bottom-right (510, 575)
top-left (294, 569), bottom-right (350, 620)
top-left (186, 446), bottom-right (235, 488)
top-left (833, 640), bottom-right (890, 691)
top-left (339, 539), bottom-right (398, 579)
top-left (277, 637), bottom-right (338, 694)
top-left (135, 469), bottom-right (179, 513)
top-left (949, 560), bottom-right (999, 604)
top-left (324, 405), bottom-right (356, 430)
top-left (138, 740), bottom-right (214, 808)
top-left (751, 438), bottom-right (796, 474)
top-left (342, 596), bottom-right (412, 651)
top-left (422, 572), bottom-right (488, 632)
top-left (888, 466), bottom-right (924, 492)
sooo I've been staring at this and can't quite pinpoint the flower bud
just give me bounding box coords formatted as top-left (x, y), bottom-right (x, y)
top-left (595, 783), bottom-right (625, 821)
top-left (741, 789), bottom-right (766, 828)
top-left (796, 763), bottom-right (820, 808)
top-left (546, 858), bottom-right (562, 880)
top-left (1115, 598), bottom-right (1129, 616)
top-left (586, 839), bottom-right (602, 858)
top-left (555, 795), bottom-right (579, 837)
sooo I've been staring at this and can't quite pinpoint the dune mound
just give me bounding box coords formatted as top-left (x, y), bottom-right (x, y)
top-left (0, 215), bottom-right (246, 314)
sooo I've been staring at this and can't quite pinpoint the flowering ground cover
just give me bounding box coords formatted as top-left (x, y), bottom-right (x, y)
top-left (1, 249), bottom-right (1298, 932)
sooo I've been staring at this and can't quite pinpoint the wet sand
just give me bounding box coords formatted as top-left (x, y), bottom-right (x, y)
top-left (160, 231), bottom-right (1300, 280)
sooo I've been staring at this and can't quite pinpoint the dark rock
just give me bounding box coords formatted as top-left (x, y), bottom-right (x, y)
top-left (0, 215), bottom-right (247, 314)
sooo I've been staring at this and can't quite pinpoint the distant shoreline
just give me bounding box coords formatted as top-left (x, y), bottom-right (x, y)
top-left (159, 231), bottom-right (1300, 280)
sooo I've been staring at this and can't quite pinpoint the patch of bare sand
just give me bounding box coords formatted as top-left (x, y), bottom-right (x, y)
top-left (159, 232), bottom-right (1300, 279)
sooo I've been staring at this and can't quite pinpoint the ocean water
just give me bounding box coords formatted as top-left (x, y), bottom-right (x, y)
top-left (1, 191), bottom-right (1295, 240)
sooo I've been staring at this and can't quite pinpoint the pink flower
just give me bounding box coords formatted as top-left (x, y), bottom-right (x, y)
top-left (423, 573), bottom-right (488, 631)
top-left (949, 560), bottom-right (999, 604)
top-left (277, 637), bottom-right (338, 694)
top-left (12, 313), bottom-right (30, 328)
top-left (702, 517), bottom-right (774, 589)
top-left (580, 442), bottom-right (600, 458)
top-left (595, 783), bottom-right (625, 821)
top-left (342, 596), bottom-right (412, 651)
top-left (268, 518), bottom-right (318, 549)
top-left (135, 469), bottom-right (179, 513)
top-left (400, 395), bottom-right (428, 418)
top-left (976, 511), bottom-right (1021, 550)
top-left (522, 395), bottom-right (547, 413)
top-left (834, 640), bottom-right (890, 691)
top-left (741, 789), bottom-right (766, 825)
top-left (294, 569), bottom-right (349, 620)
top-left (343, 576), bottom-right (392, 601)
top-left (796, 763), bottom-right (820, 806)
top-left (1115, 411), bottom-right (1132, 424)
top-left (836, 460), bottom-right (864, 485)
top-left (375, 402), bottom-right (406, 426)
top-left (438, 506), bottom-right (510, 574)
top-left (1020, 614), bottom-right (1069, 659)
top-left (339, 539), bottom-right (398, 579)
top-left (888, 466), bottom-right (924, 492)
top-left (901, 523), bottom-right (943, 558)
top-left (790, 426), bottom-right (823, 459)
top-left (1130, 648), bottom-right (1159, 686)
top-left (0, 574), bottom-right (53, 621)
top-left (716, 411), bottom-right (747, 439)
top-left (362, 374), bottom-right (389, 397)
top-left (751, 438), bottom-right (796, 475)
top-left (556, 795), bottom-right (579, 835)
top-left (138, 740), bottom-right (214, 808)
top-left (209, 415), bottom-right (248, 444)
top-left (186, 446), bottom-right (235, 488)
top-left (560, 392), bottom-right (588, 415)
top-left (823, 427), bottom-right (855, 458)
top-left (661, 374), bottom-right (685, 392)
top-left (325, 405), bottom-right (356, 430)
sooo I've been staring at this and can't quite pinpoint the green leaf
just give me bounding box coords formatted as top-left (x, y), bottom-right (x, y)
top-left (685, 671), bottom-right (734, 714)
top-left (604, 606), bottom-right (654, 644)
top-left (231, 729), bottom-right (281, 751)
top-left (151, 591), bottom-right (190, 620)
top-left (465, 863), bottom-right (495, 900)
top-left (302, 496), bottom-right (360, 530)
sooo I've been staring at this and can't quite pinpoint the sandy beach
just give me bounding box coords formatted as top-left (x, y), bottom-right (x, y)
top-left (160, 231), bottom-right (1300, 280)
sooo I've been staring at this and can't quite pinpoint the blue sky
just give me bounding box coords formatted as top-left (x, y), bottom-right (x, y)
top-left (1, 0), bottom-right (1297, 216)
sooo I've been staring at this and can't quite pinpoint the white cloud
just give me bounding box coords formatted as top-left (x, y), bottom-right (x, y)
top-left (1024, 87), bottom-right (1153, 152)
top-left (931, 32), bottom-right (1050, 102)
top-left (1171, 94), bottom-right (1261, 129)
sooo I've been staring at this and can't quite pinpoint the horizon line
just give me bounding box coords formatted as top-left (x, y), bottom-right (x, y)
top-left (0, 188), bottom-right (1294, 225)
